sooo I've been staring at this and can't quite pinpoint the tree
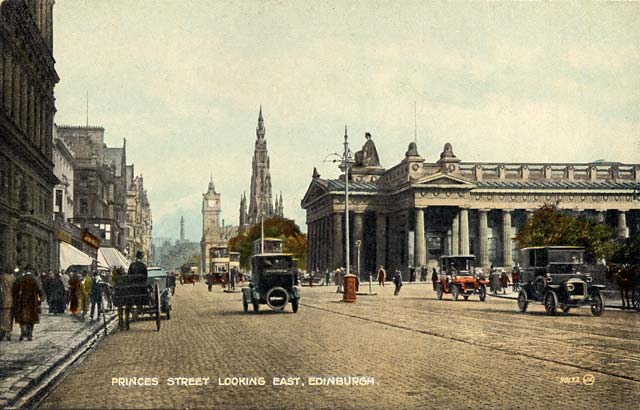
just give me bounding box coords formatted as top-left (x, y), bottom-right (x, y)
top-left (516, 205), bottom-right (618, 263)
top-left (611, 233), bottom-right (640, 265)
top-left (228, 217), bottom-right (307, 269)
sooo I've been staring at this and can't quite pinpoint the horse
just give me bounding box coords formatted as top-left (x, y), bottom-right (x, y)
top-left (607, 263), bottom-right (640, 310)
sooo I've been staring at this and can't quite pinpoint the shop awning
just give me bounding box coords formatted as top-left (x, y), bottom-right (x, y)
top-left (98, 247), bottom-right (131, 270)
top-left (60, 242), bottom-right (95, 270)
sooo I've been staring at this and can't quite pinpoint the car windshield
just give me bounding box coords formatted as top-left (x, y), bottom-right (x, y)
top-left (548, 250), bottom-right (584, 264)
top-left (548, 263), bottom-right (585, 274)
top-left (445, 258), bottom-right (475, 272)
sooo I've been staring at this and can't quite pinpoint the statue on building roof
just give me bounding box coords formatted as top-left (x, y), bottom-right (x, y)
top-left (354, 132), bottom-right (380, 167)
top-left (440, 142), bottom-right (456, 159)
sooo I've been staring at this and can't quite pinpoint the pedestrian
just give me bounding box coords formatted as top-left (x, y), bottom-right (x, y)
top-left (12, 266), bottom-right (44, 341)
top-left (0, 266), bottom-right (16, 341)
top-left (309, 270), bottom-right (314, 288)
top-left (393, 270), bottom-right (403, 296)
top-left (431, 267), bottom-right (438, 291)
top-left (325, 269), bottom-right (330, 286)
top-left (230, 267), bottom-right (237, 291)
top-left (78, 271), bottom-right (92, 321)
top-left (511, 265), bottom-right (520, 292)
top-left (500, 270), bottom-right (510, 294)
top-left (409, 266), bottom-right (415, 283)
top-left (377, 265), bottom-right (385, 287)
top-left (128, 251), bottom-right (148, 286)
top-left (68, 271), bottom-right (80, 315)
top-left (334, 268), bottom-right (344, 293)
top-left (89, 272), bottom-right (103, 320)
top-left (48, 272), bottom-right (66, 315)
top-left (60, 270), bottom-right (70, 308)
top-left (420, 266), bottom-right (427, 282)
top-left (206, 273), bottom-right (213, 292)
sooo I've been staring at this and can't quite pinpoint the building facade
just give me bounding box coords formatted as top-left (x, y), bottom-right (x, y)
top-left (57, 125), bottom-right (128, 252)
top-left (0, 0), bottom-right (59, 272)
top-left (301, 133), bottom-right (640, 276)
top-left (125, 166), bottom-right (152, 263)
top-left (201, 178), bottom-right (238, 273)
top-left (240, 106), bottom-right (283, 228)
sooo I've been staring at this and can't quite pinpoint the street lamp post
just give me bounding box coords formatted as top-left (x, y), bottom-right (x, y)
top-left (340, 127), bottom-right (354, 276)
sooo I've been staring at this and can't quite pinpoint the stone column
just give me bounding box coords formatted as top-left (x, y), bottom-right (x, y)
top-left (459, 208), bottom-right (469, 255)
top-left (376, 213), bottom-right (387, 270)
top-left (451, 213), bottom-right (459, 255)
top-left (478, 209), bottom-right (489, 268)
top-left (617, 211), bottom-right (628, 239)
top-left (307, 221), bottom-right (314, 272)
top-left (414, 208), bottom-right (426, 269)
top-left (502, 209), bottom-right (513, 268)
top-left (353, 212), bottom-right (364, 276)
top-left (332, 213), bottom-right (343, 269)
top-left (445, 228), bottom-right (451, 255)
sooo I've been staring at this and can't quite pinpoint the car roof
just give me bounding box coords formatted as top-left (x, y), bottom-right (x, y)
top-left (520, 246), bottom-right (585, 251)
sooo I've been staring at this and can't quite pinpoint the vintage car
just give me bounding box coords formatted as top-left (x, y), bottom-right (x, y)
top-left (242, 251), bottom-right (300, 313)
top-left (147, 267), bottom-right (172, 320)
top-left (516, 246), bottom-right (605, 316)
top-left (436, 255), bottom-right (488, 301)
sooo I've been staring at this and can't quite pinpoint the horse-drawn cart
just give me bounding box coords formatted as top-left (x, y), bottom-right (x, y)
top-left (112, 274), bottom-right (162, 331)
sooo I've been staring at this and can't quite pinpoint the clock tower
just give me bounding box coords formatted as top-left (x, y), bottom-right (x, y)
top-left (201, 176), bottom-right (222, 273)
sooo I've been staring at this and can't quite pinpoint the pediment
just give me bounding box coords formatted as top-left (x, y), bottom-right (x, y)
top-left (301, 179), bottom-right (329, 207)
top-left (414, 173), bottom-right (476, 188)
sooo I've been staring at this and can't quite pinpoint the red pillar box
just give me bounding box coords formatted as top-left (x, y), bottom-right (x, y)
top-left (342, 274), bottom-right (357, 303)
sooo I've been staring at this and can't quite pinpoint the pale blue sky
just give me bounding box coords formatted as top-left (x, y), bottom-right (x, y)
top-left (53, 1), bottom-right (640, 241)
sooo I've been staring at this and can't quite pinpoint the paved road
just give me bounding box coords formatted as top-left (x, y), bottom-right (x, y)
top-left (39, 282), bottom-right (639, 410)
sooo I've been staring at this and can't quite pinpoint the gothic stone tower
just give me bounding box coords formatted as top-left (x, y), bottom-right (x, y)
top-left (200, 177), bottom-right (221, 274)
top-left (247, 106), bottom-right (274, 225)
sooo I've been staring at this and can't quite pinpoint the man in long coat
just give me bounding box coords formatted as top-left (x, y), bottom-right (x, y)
top-left (13, 267), bottom-right (43, 341)
top-left (0, 267), bottom-right (16, 341)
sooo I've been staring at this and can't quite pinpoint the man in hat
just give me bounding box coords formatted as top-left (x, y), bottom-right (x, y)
top-left (13, 266), bottom-right (44, 341)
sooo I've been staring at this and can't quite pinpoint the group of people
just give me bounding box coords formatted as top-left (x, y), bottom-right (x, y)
top-left (376, 266), bottom-right (404, 295)
top-left (0, 265), bottom-right (111, 342)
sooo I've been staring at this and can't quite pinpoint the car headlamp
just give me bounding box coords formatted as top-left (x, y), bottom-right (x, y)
top-left (566, 283), bottom-right (575, 292)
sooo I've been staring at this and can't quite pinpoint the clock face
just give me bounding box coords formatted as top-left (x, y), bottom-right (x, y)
top-left (208, 199), bottom-right (215, 207)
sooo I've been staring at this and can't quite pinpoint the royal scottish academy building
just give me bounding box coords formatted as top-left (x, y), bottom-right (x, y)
top-left (301, 134), bottom-right (640, 276)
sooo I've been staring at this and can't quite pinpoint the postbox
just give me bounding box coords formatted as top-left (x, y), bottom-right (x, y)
top-left (342, 273), bottom-right (357, 303)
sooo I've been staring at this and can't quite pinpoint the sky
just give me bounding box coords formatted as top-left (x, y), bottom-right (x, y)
top-left (52, 1), bottom-right (640, 242)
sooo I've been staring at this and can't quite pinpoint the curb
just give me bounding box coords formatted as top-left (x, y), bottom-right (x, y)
top-left (4, 314), bottom-right (117, 410)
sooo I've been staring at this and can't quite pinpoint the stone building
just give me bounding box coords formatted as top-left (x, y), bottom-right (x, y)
top-left (301, 132), bottom-right (640, 276)
top-left (125, 166), bottom-right (152, 263)
top-left (240, 106), bottom-right (284, 228)
top-left (0, 0), bottom-right (59, 272)
top-left (57, 125), bottom-right (128, 252)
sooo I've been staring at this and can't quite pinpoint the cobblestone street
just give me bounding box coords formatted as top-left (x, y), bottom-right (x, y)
top-left (39, 282), bottom-right (639, 410)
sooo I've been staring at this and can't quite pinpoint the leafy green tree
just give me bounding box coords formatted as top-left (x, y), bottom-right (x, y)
top-left (228, 217), bottom-right (307, 269)
top-left (611, 234), bottom-right (640, 264)
top-left (516, 205), bottom-right (618, 263)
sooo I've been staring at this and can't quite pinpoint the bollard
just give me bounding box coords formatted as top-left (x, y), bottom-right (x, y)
top-left (343, 274), bottom-right (357, 303)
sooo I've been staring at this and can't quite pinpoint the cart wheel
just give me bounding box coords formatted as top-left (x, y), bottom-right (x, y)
top-left (155, 284), bottom-right (161, 331)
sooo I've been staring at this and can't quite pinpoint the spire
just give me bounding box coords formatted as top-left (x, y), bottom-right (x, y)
top-left (208, 174), bottom-right (215, 192)
top-left (256, 105), bottom-right (265, 139)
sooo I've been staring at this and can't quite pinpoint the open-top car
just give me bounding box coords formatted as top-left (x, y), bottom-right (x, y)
top-left (437, 255), bottom-right (488, 301)
top-left (517, 246), bottom-right (605, 316)
top-left (242, 250), bottom-right (300, 313)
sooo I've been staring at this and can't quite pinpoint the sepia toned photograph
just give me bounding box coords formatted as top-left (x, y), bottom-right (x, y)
top-left (0, 1), bottom-right (639, 409)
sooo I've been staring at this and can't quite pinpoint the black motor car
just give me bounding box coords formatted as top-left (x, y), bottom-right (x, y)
top-left (517, 246), bottom-right (605, 316)
top-left (242, 252), bottom-right (300, 313)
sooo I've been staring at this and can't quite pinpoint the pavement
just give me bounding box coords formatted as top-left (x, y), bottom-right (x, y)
top-left (0, 305), bottom-right (115, 410)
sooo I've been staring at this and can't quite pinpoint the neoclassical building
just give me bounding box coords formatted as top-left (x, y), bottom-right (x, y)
top-left (301, 133), bottom-right (640, 276)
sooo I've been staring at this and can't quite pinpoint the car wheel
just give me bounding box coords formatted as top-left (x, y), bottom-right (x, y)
top-left (478, 285), bottom-right (487, 302)
top-left (265, 287), bottom-right (289, 311)
top-left (591, 292), bottom-right (604, 317)
top-left (632, 290), bottom-right (640, 312)
top-left (252, 300), bottom-right (259, 313)
top-left (291, 299), bottom-right (299, 313)
top-left (451, 285), bottom-right (459, 301)
top-left (436, 283), bottom-right (443, 300)
top-left (517, 290), bottom-right (528, 313)
top-left (544, 291), bottom-right (557, 316)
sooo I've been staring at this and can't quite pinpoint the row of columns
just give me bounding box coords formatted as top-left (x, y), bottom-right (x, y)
top-left (309, 208), bottom-right (632, 272)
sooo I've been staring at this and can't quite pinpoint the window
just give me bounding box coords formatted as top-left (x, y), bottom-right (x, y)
top-left (54, 189), bottom-right (63, 213)
top-left (80, 198), bottom-right (88, 215)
